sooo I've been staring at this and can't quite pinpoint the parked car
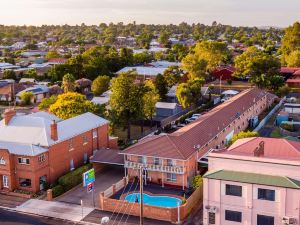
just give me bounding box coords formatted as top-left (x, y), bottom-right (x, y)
top-left (185, 118), bottom-right (196, 123)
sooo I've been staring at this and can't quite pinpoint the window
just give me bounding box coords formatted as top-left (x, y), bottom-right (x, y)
top-left (83, 135), bottom-right (88, 144)
top-left (69, 139), bottom-right (74, 150)
top-left (167, 173), bottom-right (177, 182)
top-left (3, 175), bottom-right (8, 188)
top-left (167, 159), bottom-right (176, 166)
top-left (18, 157), bottom-right (30, 165)
top-left (84, 153), bottom-right (88, 164)
top-left (225, 210), bottom-right (242, 222)
top-left (258, 188), bottom-right (275, 201)
top-left (38, 154), bottom-right (46, 163)
top-left (19, 178), bottom-right (32, 187)
top-left (138, 156), bottom-right (146, 164)
top-left (257, 215), bottom-right (274, 225)
top-left (154, 158), bottom-right (160, 165)
top-left (226, 184), bottom-right (242, 197)
top-left (70, 159), bottom-right (74, 171)
top-left (208, 212), bottom-right (215, 224)
top-left (93, 130), bottom-right (98, 139)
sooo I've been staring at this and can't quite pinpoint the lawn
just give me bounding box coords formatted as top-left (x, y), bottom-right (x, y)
top-left (270, 128), bottom-right (282, 138)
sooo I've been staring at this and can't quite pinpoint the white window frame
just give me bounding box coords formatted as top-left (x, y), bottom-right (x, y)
top-left (18, 157), bottom-right (30, 165)
top-left (166, 173), bottom-right (177, 182)
top-left (3, 175), bottom-right (8, 188)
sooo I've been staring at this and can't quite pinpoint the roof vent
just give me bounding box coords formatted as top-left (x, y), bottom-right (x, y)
top-left (254, 141), bottom-right (264, 157)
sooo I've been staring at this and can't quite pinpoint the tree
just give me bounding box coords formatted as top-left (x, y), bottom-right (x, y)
top-left (91, 75), bottom-right (110, 96)
top-left (227, 131), bottom-right (258, 146)
top-left (154, 74), bottom-right (168, 101)
top-left (38, 95), bottom-right (58, 110)
top-left (3, 70), bottom-right (16, 79)
top-left (143, 80), bottom-right (159, 124)
top-left (45, 51), bottom-right (60, 60)
top-left (62, 73), bottom-right (75, 93)
top-left (49, 92), bottom-right (98, 120)
top-left (267, 75), bottom-right (285, 92)
top-left (133, 52), bottom-right (153, 65)
top-left (49, 64), bottom-right (72, 82)
top-left (286, 50), bottom-right (300, 67)
top-left (182, 41), bottom-right (229, 79)
top-left (136, 32), bottom-right (153, 49)
top-left (234, 46), bottom-right (281, 88)
top-left (163, 66), bottom-right (183, 87)
top-left (20, 92), bottom-right (34, 105)
top-left (24, 69), bottom-right (38, 79)
top-left (158, 31), bottom-right (170, 47)
top-left (280, 22), bottom-right (300, 65)
top-left (109, 72), bottom-right (146, 140)
top-left (68, 55), bottom-right (84, 79)
top-left (176, 78), bottom-right (204, 108)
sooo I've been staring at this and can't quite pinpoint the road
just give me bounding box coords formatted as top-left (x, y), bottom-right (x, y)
top-left (0, 208), bottom-right (81, 225)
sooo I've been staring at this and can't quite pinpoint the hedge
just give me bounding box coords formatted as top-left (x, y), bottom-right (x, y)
top-left (58, 163), bottom-right (92, 192)
top-left (52, 185), bottom-right (64, 198)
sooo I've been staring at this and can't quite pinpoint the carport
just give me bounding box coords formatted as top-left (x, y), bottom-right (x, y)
top-left (90, 149), bottom-right (124, 166)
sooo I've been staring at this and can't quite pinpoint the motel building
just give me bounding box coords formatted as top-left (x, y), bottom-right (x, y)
top-left (203, 137), bottom-right (300, 225)
top-left (0, 108), bottom-right (117, 193)
top-left (121, 88), bottom-right (276, 190)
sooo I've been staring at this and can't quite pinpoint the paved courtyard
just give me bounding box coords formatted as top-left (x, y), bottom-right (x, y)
top-left (56, 166), bottom-right (124, 207)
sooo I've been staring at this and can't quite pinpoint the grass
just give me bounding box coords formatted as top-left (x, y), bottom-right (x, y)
top-left (270, 128), bottom-right (282, 138)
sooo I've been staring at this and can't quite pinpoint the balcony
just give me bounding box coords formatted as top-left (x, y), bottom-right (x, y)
top-left (124, 161), bottom-right (185, 174)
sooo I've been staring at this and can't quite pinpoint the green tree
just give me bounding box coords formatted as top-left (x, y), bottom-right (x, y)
top-left (3, 70), bottom-right (16, 79)
top-left (234, 46), bottom-right (280, 88)
top-left (20, 92), bottom-right (34, 105)
top-left (49, 64), bottom-right (72, 82)
top-left (49, 92), bottom-right (98, 120)
top-left (24, 69), bottom-right (38, 79)
top-left (182, 41), bottom-right (229, 79)
top-left (91, 75), bottom-right (110, 96)
top-left (227, 131), bottom-right (258, 146)
top-left (154, 74), bottom-right (168, 101)
top-left (45, 51), bottom-right (60, 60)
top-left (176, 78), bottom-right (204, 108)
top-left (109, 72), bottom-right (146, 140)
top-left (143, 80), bottom-right (159, 123)
top-left (133, 52), bottom-right (153, 65)
top-left (62, 73), bottom-right (75, 93)
top-left (286, 50), bottom-right (300, 67)
top-left (158, 31), bottom-right (170, 47)
top-left (163, 66), bottom-right (183, 87)
top-left (136, 32), bottom-right (153, 49)
top-left (38, 95), bottom-right (58, 110)
top-left (280, 22), bottom-right (300, 65)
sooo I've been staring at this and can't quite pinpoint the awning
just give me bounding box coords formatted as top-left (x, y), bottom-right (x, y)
top-left (90, 149), bottom-right (124, 166)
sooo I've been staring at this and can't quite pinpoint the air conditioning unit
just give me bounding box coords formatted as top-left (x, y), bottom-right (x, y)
top-left (282, 216), bottom-right (296, 225)
top-left (205, 205), bottom-right (217, 213)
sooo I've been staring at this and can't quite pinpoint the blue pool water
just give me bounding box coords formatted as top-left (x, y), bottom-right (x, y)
top-left (125, 193), bottom-right (182, 208)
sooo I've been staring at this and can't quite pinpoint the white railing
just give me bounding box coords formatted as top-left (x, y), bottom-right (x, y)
top-left (124, 161), bottom-right (185, 174)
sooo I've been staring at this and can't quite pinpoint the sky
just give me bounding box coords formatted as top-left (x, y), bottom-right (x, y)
top-left (1, 0), bottom-right (299, 27)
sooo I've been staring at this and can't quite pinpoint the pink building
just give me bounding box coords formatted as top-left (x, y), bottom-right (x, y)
top-left (203, 137), bottom-right (300, 225)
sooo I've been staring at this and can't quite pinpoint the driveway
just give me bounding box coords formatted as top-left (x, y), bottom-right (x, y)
top-left (56, 166), bottom-right (124, 207)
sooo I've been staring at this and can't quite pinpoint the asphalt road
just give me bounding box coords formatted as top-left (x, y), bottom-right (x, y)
top-left (0, 208), bottom-right (81, 225)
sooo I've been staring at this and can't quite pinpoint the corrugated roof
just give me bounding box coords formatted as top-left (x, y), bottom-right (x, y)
top-left (124, 88), bottom-right (270, 160)
top-left (203, 170), bottom-right (300, 189)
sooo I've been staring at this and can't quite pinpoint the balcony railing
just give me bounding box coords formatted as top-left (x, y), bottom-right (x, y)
top-left (124, 161), bottom-right (185, 174)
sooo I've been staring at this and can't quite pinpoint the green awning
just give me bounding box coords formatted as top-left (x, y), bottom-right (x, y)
top-left (203, 170), bottom-right (300, 189)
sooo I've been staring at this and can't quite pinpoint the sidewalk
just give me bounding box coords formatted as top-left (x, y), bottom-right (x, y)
top-left (16, 199), bottom-right (94, 223)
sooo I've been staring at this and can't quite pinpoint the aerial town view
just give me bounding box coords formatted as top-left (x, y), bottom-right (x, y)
top-left (0, 1), bottom-right (300, 225)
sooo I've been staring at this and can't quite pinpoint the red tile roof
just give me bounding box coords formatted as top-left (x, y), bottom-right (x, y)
top-left (280, 67), bottom-right (300, 74)
top-left (123, 88), bottom-right (271, 160)
top-left (221, 137), bottom-right (300, 161)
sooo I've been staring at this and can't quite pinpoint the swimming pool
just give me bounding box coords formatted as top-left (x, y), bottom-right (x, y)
top-left (125, 193), bottom-right (182, 208)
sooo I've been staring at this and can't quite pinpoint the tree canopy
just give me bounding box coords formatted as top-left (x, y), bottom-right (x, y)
top-left (92, 75), bottom-right (110, 96)
top-left (62, 73), bottom-right (76, 92)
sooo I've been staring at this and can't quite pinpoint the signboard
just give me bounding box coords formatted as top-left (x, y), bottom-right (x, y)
top-left (87, 182), bottom-right (94, 193)
top-left (83, 168), bottom-right (95, 186)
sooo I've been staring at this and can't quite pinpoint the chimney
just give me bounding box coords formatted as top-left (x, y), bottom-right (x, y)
top-left (254, 141), bottom-right (264, 157)
top-left (50, 120), bottom-right (58, 141)
top-left (2, 108), bottom-right (16, 125)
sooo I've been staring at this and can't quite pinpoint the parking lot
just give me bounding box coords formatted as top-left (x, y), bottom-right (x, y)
top-left (56, 166), bottom-right (124, 207)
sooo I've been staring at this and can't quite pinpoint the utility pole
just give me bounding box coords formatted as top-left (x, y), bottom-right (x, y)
top-left (139, 167), bottom-right (144, 225)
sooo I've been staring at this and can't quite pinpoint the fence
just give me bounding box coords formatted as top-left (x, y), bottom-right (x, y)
top-left (99, 183), bottom-right (203, 223)
top-left (103, 177), bottom-right (128, 198)
top-left (253, 97), bottom-right (286, 132)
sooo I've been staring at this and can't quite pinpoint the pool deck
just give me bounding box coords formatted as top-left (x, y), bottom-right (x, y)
top-left (111, 181), bottom-right (192, 200)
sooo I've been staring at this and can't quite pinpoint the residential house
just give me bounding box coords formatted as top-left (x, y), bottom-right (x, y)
top-left (286, 70), bottom-right (300, 88)
top-left (121, 88), bottom-right (276, 189)
top-left (0, 109), bottom-right (116, 193)
top-left (16, 85), bottom-right (49, 104)
top-left (203, 137), bottom-right (300, 225)
top-left (75, 78), bottom-right (92, 95)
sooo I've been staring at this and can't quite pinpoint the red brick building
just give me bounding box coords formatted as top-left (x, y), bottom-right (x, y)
top-left (122, 88), bottom-right (276, 190)
top-left (0, 110), bottom-right (116, 193)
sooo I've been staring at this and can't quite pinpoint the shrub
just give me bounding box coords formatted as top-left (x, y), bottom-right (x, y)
top-left (58, 163), bottom-right (92, 192)
top-left (281, 123), bottom-right (294, 132)
top-left (52, 185), bottom-right (64, 198)
top-left (192, 175), bottom-right (203, 190)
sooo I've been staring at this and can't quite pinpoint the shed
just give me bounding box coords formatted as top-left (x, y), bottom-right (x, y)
top-left (155, 102), bottom-right (182, 117)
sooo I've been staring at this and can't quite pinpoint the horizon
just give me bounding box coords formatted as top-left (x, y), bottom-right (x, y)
top-left (1, 0), bottom-right (300, 27)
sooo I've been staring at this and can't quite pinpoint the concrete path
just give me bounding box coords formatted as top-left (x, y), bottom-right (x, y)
top-left (56, 166), bottom-right (124, 207)
top-left (16, 199), bottom-right (94, 222)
